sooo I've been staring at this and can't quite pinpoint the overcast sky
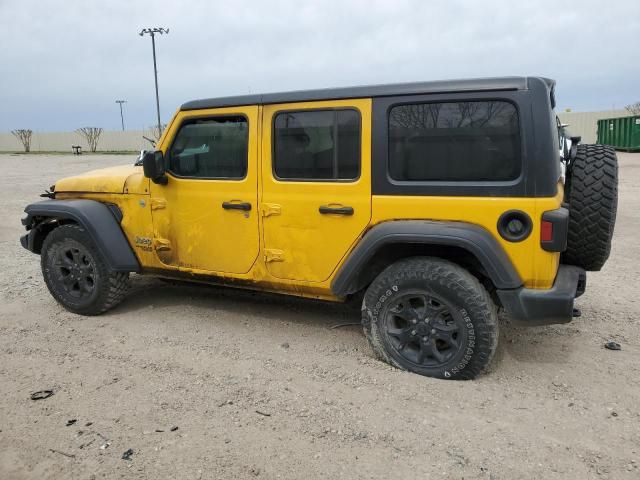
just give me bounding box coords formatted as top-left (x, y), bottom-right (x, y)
top-left (1, 0), bottom-right (638, 132)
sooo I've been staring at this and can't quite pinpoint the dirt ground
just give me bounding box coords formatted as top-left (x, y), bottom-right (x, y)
top-left (0, 152), bottom-right (638, 480)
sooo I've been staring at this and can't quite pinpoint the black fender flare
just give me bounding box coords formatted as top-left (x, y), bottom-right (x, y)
top-left (331, 220), bottom-right (522, 296)
top-left (21, 199), bottom-right (140, 272)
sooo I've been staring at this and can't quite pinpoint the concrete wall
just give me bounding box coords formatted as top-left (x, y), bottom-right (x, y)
top-left (0, 129), bottom-right (155, 152)
top-left (557, 109), bottom-right (630, 144)
top-left (1, 109), bottom-right (633, 152)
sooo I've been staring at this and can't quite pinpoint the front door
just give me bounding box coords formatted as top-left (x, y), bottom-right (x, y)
top-left (150, 106), bottom-right (260, 274)
top-left (261, 99), bottom-right (372, 282)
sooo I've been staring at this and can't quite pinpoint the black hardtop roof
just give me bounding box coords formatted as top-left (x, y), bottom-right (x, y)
top-left (181, 76), bottom-right (554, 111)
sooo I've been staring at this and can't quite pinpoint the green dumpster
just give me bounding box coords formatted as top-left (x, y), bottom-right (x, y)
top-left (597, 115), bottom-right (640, 151)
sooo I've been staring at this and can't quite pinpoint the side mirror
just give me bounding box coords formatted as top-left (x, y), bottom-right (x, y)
top-left (569, 136), bottom-right (581, 162)
top-left (142, 150), bottom-right (167, 185)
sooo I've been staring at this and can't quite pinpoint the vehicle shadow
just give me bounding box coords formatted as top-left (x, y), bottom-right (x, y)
top-left (113, 275), bottom-right (580, 368)
top-left (112, 274), bottom-right (363, 331)
top-left (494, 312), bottom-right (581, 367)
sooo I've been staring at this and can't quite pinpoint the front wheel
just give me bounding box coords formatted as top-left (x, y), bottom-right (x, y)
top-left (362, 257), bottom-right (498, 380)
top-left (41, 224), bottom-right (129, 315)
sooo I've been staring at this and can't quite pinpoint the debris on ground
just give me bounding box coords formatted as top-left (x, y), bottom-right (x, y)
top-left (66, 419), bottom-right (77, 426)
top-left (156, 426), bottom-right (179, 432)
top-left (79, 439), bottom-right (95, 449)
top-left (121, 448), bottom-right (134, 461)
top-left (329, 322), bottom-right (360, 330)
top-left (85, 422), bottom-right (93, 427)
top-left (30, 390), bottom-right (54, 401)
top-left (100, 442), bottom-right (111, 450)
top-left (605, 341), bottom-right (621, 350)
top-left (49, 448), bottom-right (75, 458)
top-left (255, 410), bottom-right (271, 417)
top-left (280, 342), bottom-right (290, 349)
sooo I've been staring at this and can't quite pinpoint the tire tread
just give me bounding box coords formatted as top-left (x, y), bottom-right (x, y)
top-left (563, 144), bottom-right (618, 271)
top-left (362, 257), bottom-right (498, 380)
top-left (41, 224), bottom-right (129, 315)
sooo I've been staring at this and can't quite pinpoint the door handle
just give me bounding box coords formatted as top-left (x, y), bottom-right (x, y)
top-left (222, 201), bottom-right (252, 211)
top-left (319, 205), bottom-right (354, 216)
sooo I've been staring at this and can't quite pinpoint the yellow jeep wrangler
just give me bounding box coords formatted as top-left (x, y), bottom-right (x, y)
top-left (21, 77), bottom-right (617, 379)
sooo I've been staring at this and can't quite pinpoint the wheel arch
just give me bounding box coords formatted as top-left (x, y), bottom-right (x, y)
top-left (331, 220), bottom-right (522, 297)
top-left (21, 199), bottom-right (140, 272)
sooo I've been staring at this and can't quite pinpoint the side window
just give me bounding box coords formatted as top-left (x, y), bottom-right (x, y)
top-left (273, 109), bottom-right (360, 181)
top-left (168, 116), bottom-right (248, 179)
top-left (388, 101), bottom-right (520, 182)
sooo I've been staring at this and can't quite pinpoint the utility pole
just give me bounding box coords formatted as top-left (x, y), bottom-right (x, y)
top-left (139, 27), bottom-right (169, 136)
top-left (115, 100), bottom-right (127, 131)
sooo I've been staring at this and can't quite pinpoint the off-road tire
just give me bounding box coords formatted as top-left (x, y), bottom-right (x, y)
top-left (362, 257), bottom-right (498, 380)
top-left (563, 144), bottom-right (618, 271)
top-left (41, 224), bottom-right (129, 315)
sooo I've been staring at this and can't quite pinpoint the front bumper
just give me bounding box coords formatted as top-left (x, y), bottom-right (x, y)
top-left (20, 232), bottom-right (30, 250)
top-left (497, 265), bottom-right (586, 326)
top-left (20, 214), bottom-right (38, 253)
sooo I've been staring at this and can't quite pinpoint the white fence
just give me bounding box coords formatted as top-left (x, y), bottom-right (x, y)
top-left (0, 130), bottom-right (155, 152)
top-left (0, 109), bottom-right (633, 152)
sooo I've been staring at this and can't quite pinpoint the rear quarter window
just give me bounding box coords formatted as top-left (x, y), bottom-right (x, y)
top-left (388, 100), bottom-right (521, 182)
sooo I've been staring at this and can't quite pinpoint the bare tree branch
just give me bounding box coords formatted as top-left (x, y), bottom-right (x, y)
top-left (11, 129), bottom-right (33, 152)
top-left (625, 102), bottom-right (640, 115)
top-left (150, 124), bottom-right (168, 142)
top-left (76, 127), bottom-right (103, 152)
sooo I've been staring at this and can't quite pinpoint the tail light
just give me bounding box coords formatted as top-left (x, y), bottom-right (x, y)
top-left (541, 208), bottom-right (569, 252)
top-left (541, 220), bottom-right (554, 242)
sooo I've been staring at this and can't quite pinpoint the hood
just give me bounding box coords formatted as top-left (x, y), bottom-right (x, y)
top-left (54, 165), bottom-right (149, 194)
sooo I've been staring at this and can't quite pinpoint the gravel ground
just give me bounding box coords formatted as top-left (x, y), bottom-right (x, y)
top-left (0, 152), bottom-right (639, 480)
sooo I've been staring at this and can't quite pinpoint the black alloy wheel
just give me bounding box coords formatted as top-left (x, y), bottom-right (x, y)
top-left (41, 224), bottom-right (129, 315)
top-left (362, 257), bottom-right (498, 380)
top-left (53, 244), bottom-right (97, 300)
top-left (383, 291), bottom-right (465, 368)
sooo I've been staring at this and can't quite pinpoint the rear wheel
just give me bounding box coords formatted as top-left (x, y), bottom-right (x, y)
top-left (362, 257), bottom-right (498, 380)
top-left (41, 224), bottom-right (129, 315)
top-left (563, 144), bottom-right (618, 271)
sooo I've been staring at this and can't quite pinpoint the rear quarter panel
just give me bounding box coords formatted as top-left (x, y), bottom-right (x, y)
top-left (370, 184), bottom-right (563, 289)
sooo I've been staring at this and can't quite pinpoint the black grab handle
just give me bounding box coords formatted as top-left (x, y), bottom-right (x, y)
top-left (222, 201), bottom-right (252, 211)
top-left (319, 205), bottom-right (354, 216)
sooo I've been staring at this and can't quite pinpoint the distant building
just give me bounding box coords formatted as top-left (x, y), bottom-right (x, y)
top-left (557, 109), bottom-right (630, 144)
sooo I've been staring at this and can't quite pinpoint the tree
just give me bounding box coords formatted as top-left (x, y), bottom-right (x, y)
top-left (150, 123), bottom-right (168, 142)
top-left (76, 127), bottom-right (103, 152)
top-left (11, 129), bottom-right (33, 152)
top-left (625, 102), bottom-right (640, 115)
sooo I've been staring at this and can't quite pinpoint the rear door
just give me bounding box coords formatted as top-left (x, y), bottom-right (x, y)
top-left (260, 99), bottom-right (372, 282)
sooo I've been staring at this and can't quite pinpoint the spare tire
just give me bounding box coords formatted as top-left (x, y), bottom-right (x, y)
top-left (563, 144), bottom-right (618, 271)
